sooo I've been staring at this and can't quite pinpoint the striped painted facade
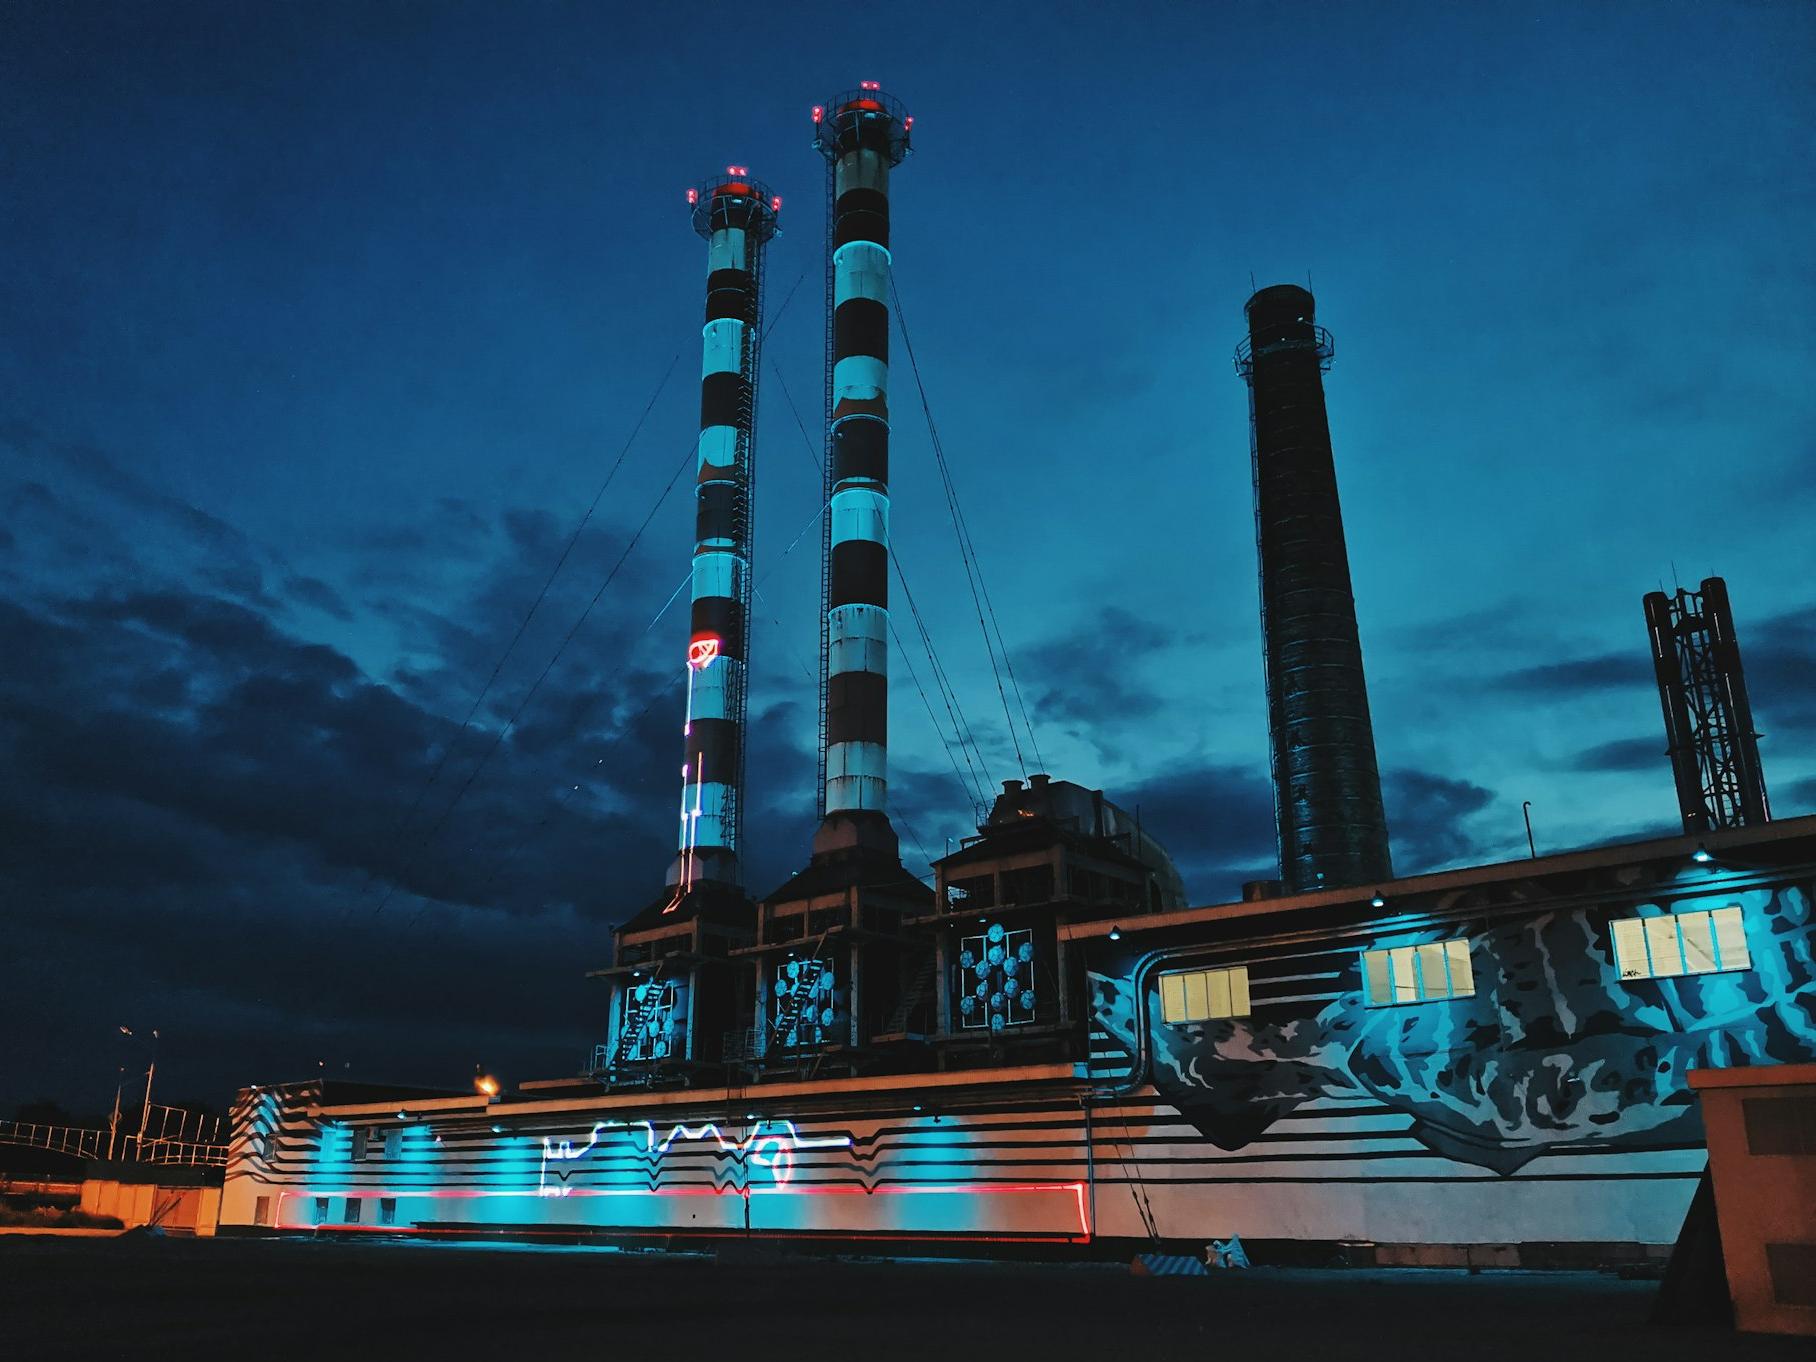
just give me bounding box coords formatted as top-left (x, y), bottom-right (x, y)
top-left (219, 1079), bottom-right (1704, 1249)
top-left (673, 174), bottom-right (778, 889)
top-left (221, 822), bottom-right (1816, 1255)
top-left (814, 88), bottom-right (909, 827)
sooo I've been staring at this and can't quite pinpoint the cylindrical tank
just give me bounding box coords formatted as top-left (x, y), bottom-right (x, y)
top-left (1238, 285), bottom-right (1393, 892)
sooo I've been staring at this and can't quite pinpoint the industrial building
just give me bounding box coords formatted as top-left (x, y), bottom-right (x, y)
top-left (218, 83), bottom-right (1816, 1268)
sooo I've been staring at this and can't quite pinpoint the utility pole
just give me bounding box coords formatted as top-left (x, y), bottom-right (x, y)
top-left (106, 1066), bottom-right (124, 1161)
top-left (1522, 801), bottom-right (1538, 859)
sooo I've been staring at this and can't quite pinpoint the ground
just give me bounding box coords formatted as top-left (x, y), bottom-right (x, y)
top-left (0, 1236), bottom-right (1804, 1361)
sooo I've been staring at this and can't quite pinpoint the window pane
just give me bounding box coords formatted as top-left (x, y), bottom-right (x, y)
top-left (1182, 971), bottom-right (1210, 1021)
top-left (1644, 916), bottom-right (1686, 977)
top-left (1611, 918), bottom-right (1650, 980)
top-left (1229, 966), bottom-right (1251, 1017)
top-left (1390, 947), bottom-right (1421, 1003)
top-left (1363, 949), bottom-right (1392, 1006)
top-left (1444, 939), bottom-right (1475, 998)
top-left (1206, 969), bottom-right (1232, 1019)
top-left (1679, 911), bottom-right (1719, 975)
top-left (1416, 943), bottom-right (1451, 1000)
top-left (1160, 973), bottom-right (1186, 1024)
top-left (1712, 906), bottom-right (1751, 972)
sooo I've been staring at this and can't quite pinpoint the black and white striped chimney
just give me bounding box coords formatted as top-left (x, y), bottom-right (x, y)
top-left (810, 85), bottom-right (912, 860)
top-left (670, 170), bottom-right (778, 892)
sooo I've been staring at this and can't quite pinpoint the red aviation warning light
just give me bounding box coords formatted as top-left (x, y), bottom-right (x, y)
top-left (688, 637), bottom-right (721, 671)
top-left (726, 165), bottom-right (748, 176)
top-left (686, 187), bottom-right (698, 205)
top-left (860, 81), bottom-right (880, 90)
top-left (811, 105), bottom-right (824, 123)
top-left (770, 195), bottom-right (782, 211)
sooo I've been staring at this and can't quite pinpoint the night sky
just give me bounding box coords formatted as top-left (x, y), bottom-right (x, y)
top-left (4, 2), bottom-right (1813, 1115)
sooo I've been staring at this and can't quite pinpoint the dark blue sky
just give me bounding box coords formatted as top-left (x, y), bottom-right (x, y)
top-left (4, 1), bottom-right (1813, 1113)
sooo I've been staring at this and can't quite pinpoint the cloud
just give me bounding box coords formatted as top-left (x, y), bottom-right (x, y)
top-left (283, 574), bottom-right (353, 620)
top-left (1382, 769), bottom-right (1496, 874)
top-left (0, 479), bottom-right (780, 1112)
top-left (1568, 736), bottom-right (1664, 774)
top-left (1495, 653), bottom-right (1652, 696)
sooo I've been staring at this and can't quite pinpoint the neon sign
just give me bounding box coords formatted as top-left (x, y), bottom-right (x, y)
top-left (687, 637), bottom-right (720, 671)
top-left (538, 1119), bottom-right (852, 1196)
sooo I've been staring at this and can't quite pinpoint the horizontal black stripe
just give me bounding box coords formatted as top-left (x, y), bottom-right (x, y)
top-left (689, 597), bottom-right (742, 656)
top-left (699, 372), bottom-right (748, 431)
top-left (834, 298), bottom-right (888, 362)
top-left (827, 671), bottom-right (887, 745)
top-left (831, 416), bottom-right (888, 484)
top-left (704, 268), bottom-right (750, 324)
top-left (694, 481), bottom-right (741, 545)
top-left (687, 718), bottom-right (741, 778)
top-left (829, 540), bottom-right (887, 608)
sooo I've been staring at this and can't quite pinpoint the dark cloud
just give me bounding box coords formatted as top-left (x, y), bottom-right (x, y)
top-left (1495, 653), bottom-right (1652, 696)
top-left (1382, 769), bottom-right (1496, 874)
top-left (1568, 736), bottom-right (1664, 774)
top-left (0, 494), bottom-right (780, 1111)
top-left (1024, 605), bottom-right (1175, 745)
top-left (1740, 602), bottom-right (1816, 741)
top-left (283, 574), bottom-right (353, 620)
top-left (1114, 761), bottom-right (1278, 902)
top-left (1777, 776), bottom-right (1816, 816)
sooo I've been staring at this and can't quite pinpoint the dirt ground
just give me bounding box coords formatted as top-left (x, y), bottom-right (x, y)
top-left (0, 1234), bottom-right (1805, 1361)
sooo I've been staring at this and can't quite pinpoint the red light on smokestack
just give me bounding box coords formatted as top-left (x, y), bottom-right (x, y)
top-left (860, 81), bottom-right (879, 90)
top-left (686, 188), bottom-right (698, 205)
top-left (811, 105), bottom-right (823, 122)
top-left (770, 196), bottom-right (782, 211)
top-left (904, 116), bottom-right (913, 129)
top-left (727, 165), bottom-right (747, 176)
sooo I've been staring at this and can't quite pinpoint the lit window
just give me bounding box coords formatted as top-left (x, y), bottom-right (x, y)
top-left (1611, 906), bottom-right (1750, 981)
top-left (379, 1197), bottom-right (397, 1227)
top-left (958, 923), bottom-right (1036, 1030)
top-left (1158, 966), bottom-right (1251, 1023)
top-left (1362, 939), bottom-right (1475, 1006)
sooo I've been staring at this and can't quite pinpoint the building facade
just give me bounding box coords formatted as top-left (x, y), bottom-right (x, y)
top-left (221, 814), bottom-right (1816, 1262)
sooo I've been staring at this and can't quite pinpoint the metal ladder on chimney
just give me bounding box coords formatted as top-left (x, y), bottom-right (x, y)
top-left (613, 968), bottom-right (669, 1067)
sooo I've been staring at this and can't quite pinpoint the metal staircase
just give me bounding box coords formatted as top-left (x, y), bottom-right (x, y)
top-left (771, 956), bottom-right (827, 1051)
top-left (883, 955), bottom-right (938, 1036)
top-left (614, 972), bottom-right (671, 1066)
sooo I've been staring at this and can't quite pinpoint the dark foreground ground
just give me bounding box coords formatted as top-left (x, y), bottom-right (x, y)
top-left (0, 1235), bottom-right (1803, 1362)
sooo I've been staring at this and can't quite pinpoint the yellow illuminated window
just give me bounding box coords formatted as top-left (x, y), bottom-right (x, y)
top-left (1362, 938), bottom-right (1475, 1006)
top-left (1158, 966), bottom-right (1250, 1023)
top-left (1612, 906), bottom-right (1750, 981)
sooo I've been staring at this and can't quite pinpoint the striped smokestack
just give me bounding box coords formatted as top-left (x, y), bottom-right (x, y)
top-left (1237, 284), bottom-right (1393, 894)
top-left (670, 170), bottom-right (779, 892)
top-left (810, 85), bottom-right (911, 860)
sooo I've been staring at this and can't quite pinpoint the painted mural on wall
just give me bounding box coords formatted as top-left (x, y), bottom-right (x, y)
top-left (1089, 883), bottom-right (1816, 1174)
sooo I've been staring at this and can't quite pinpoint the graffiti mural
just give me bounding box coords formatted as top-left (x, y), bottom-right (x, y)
top-left (1090, 883), bottom-right (1816, 1174)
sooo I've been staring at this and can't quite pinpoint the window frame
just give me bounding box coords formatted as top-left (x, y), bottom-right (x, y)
top-left (1361, 938), bottom-right (1476, 1008)
top-left (1611, 905), bottom-right (1750, 982)
top-left (1157, 965), bottom-right (1252, 1024)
